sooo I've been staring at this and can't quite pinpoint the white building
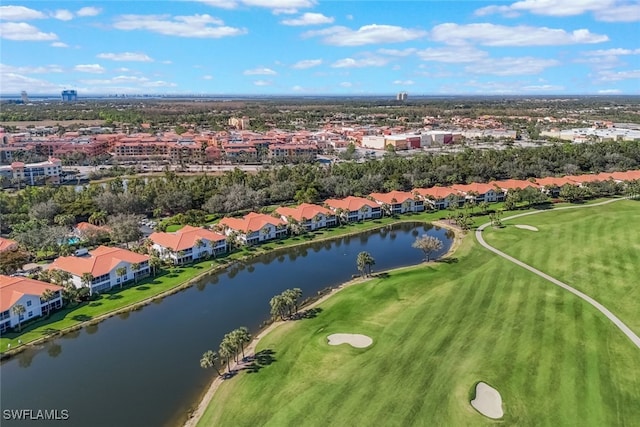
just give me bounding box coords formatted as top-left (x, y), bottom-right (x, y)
top-left (0, 158), bottom-right (62, 186)
top-left (0, 275), bottom-right (64, 333)
top-left (218, 212), bottom-right (287, 245)
top-left (49, 246), bottom-right (150, 295)
top-left (149, 225), bottom-right (227, 265)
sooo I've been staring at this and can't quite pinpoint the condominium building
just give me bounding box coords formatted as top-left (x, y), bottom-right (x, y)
top-left (0, 158), bottom-right (62, 185)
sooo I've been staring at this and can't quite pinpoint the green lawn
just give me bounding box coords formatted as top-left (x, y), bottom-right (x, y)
top-left (484, 199), bottom-right (640, 332)
top-left (198, 204), bottom-right (640, 427)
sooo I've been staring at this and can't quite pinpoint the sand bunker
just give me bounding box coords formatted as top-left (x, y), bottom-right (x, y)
top-left (471, 382), bottom-right (503, 419)
top-left (327, 333), bottom-right (373, 348)
top-left (515, 224), bottom-right (539, 231)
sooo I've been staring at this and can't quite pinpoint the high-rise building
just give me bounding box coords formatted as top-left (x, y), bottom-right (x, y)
top-left (61, 90), bottom-right (78, 102)
top-left (396, 92), bottom-right (408, 101)
top-left (21, 91), bottom-right (29, 103)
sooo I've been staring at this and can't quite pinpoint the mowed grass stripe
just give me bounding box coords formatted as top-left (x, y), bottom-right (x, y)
top-left (199, 211), bottom-right (640, 426)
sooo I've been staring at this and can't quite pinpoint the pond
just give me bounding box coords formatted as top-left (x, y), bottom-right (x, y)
top-left (0, 222), bottom-right (453, 427)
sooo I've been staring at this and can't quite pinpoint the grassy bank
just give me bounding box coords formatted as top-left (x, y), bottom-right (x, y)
top-left (197, 199), bottom-right (640, 426)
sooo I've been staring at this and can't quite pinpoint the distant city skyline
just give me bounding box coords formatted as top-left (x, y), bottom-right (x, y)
top-left (1, 1), bottom-right (639, 96)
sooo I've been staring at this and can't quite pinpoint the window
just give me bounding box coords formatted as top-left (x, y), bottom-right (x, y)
top-left (26, 300), bottom-right (32, 307)
top-left (28, 311), bottom-right (33, 317)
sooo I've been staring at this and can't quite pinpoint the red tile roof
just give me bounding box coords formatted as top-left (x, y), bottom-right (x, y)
top-left (218, 212), bottom-right (285, 233)
top-left (275, 203), bottom-right (333, 222)
top-left (413, 187), bottom-right (462, 200)
top-left (565, 173), bottom-right (614, 183)
top-left (609, 170), bottom-right (640, 181)
top-left (0, 275), bottom-right (63, 312)
top-left (0, 237), bottom-right (18, 252)
top-left (533, 176), bottom-right (578, 187)
top-left (369, 191), bottom-right (415, 204)
top-left (490, 179), bottom-right (540, 190)
top-left (450, 182), bottom-right (497, 195)
top-left (49, 246), bottom-right (149, 277)
top-left (149, 225), bottom-right (225, 252)
top-left (324, 196), bottom-right (379, 212)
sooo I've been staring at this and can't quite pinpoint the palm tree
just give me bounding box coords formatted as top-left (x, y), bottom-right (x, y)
top-left (200, 350), bottom-right (222, 376)
top-left (88, 211), bottom-right (107, 226)
top-left (232, 327), bottom-right (251, 360)
top-left (149, 255), bottom-right (163, 277)
top-left (41, 289), bottom-right (56, 318)
top-left (11, 304), bottom-right (26, 332)
top-left (282, 288), bottom-right (303, 315)
top-left (116, 266), bottom-right (127, 288)
top-left (131, 262), bottom-right (140, 283)
top-left (269, 294), bottom-right (287, 320)
top-left (381, 203), bottom-right (392, 217)
top-left (177, 250), bottom-right (186, 265)
top-left (81, 272), bottom-right (94, 296)
top-left (218, 342), bottom-right (233, 374)
top-left (356, 251), bottom-right (375, 277)
top-left (194, 239), bottom-right (206, 259)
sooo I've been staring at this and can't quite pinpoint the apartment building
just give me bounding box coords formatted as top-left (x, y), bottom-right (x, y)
top-left (0, 158), bottom-right (62, 185)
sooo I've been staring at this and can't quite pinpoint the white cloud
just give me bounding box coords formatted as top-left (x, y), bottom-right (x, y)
top-left (378, 48), bottom-right (417, 57)
top-left (476, 0), bottom-right (609, 17)
top-left (79, 75), bottom-right (177, 88)
top-left (144, 80), bottom-right (177, 88)
top-left (596, 4), bottom-right (640, 22)
top-left (195, 0), bottom-right (316, 12)
top-left (417, 46), bottom-right (488, 63)
top-left (596, 69), bottom-right (640, 81)
top-left (0, 22), bottom-right (57, 41)
top-left (292, 59), bottom-right (322, 69)
top-left (304, 24), bottom-right (426, 46)
top-left (431, 23), bottom-right (609, 46)
top-left (161, 60), bottom-right (173, 64)
top-left (597, 89), bottom-right (622, 94)
top-left (393, 80), bottom-right (414, 85)
top-left (521, 84), bottom-right (565, 91)
top-left (331, 56), bottom-right (390, 68)
top-left (475, 0), bottom-right (639, 22)
top-left (585, 48), bottom-right (640, 56)
top-left (253, 80), bottom-right (272, 86)
top-left (1, 63), bottom-right (64, 74)
top-left (244, 67), bottom-right (277, 75)
top-left (0, 72), bottom-right (64, 94)
top-left (76, 7), bottom-right (102, 17)
top-left (292, 85), bottom-right (305, 91)
top-left (340, 82), bottom-right (352, 87)
top-left (0, 5), bottom-right (46, 21)
top-left (51, 41), bottom-right (69, 48)
top-left (465, 57), bottom-right (560, 76)
top-left (74, 64), bottom-right (106, 74)
top-left (52, 10), bottom-right (74, 21)
top-left (97, 52), bottom-right (154, 62)
top-left (281, 13), bottom-right (334, 26)
top-left (114, 14), bottom-right (247, 38)
top-left (203, 75), bottom-right (214, 80)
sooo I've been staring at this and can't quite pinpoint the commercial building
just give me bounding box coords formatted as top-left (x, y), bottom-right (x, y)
top-left (0, 158), bottom-right (62, 185)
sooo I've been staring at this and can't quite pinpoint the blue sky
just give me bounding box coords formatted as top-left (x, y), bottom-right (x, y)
top-left (1, 1), bottom-right (639, 95)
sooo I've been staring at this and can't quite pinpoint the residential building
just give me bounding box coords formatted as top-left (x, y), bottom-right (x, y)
top-left (49, 246), bottom-right (150, 294)
top-left (324, 196), bottom-right (382, 222)
top-left (414, 187), bottom-right (463, 210)
top-left (267, 144), bottom-right (318, 161)
top-left (0, 237), bottom-right (18, 252)
top-left (0, 275), bottom-right (64, 333)
top-left (0, 158), bottom-right (62, 185)
top-left (451, 183), bottom-right (501, 203)
top-left (149, 225), bottom-right (227, 264)
top-left (369, 191), bottom-right (424, 214)
top-left (275, 203), bottom-right (337, 231)
top-left (490, 179), bottom-right (541, 197)
top-left (218, 212), bottom-right (287, 245)
top-left (533, 177), bottom-right (577, 197)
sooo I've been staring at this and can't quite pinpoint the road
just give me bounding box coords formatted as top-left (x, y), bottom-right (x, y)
top-left (475, 198), bottom-right (640, 350)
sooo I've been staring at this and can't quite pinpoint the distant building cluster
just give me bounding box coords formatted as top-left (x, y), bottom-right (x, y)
top-left (396, 92), bottom-right (408, 101)
top-left (61, 90), bottom-right (77, 102)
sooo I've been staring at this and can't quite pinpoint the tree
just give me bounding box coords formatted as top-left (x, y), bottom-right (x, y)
top-left (232, 327), bottom-right (251, 360)
top-left (131, 262), bottom-right (140, 283)
top-left (149, 255), bottom-right (163, 277)
top-left (194, 239), bottom-right (206, 259)
top-left (12, 304), bottom-right (26, 332)
top-left (269, 294), bottom-right (287, 320)
top-left (0, 250), bottom-right (29, 275)
top-left (356, 251), bottom-right (375, 277)
top-left (88, 211), bottom-right (107, 226)
top-left (116, 266), bottom-right (127, 288)
top-left (81, 272), bottom-right (94, 296)
top-left (107, 213), bottom-right (142, 248)
top-left (282, 288), bottom-right (303, 315)
top-left (412, 234), bottom-right (444, 262)
top-left (218, 341), bottom-right (233, 373)
top-left (200, 350), bottom-right (222, 376)
top-left (41, 289), bottom-right (56, 317)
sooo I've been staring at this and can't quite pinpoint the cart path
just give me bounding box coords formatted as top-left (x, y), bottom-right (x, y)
top-left (476, 198), bottom-right (640, 350)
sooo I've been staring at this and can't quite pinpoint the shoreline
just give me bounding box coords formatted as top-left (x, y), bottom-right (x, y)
top-left (182, 220), bottom-right (464, 427)
top-left (0, 217), bottom-right (448, 360)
